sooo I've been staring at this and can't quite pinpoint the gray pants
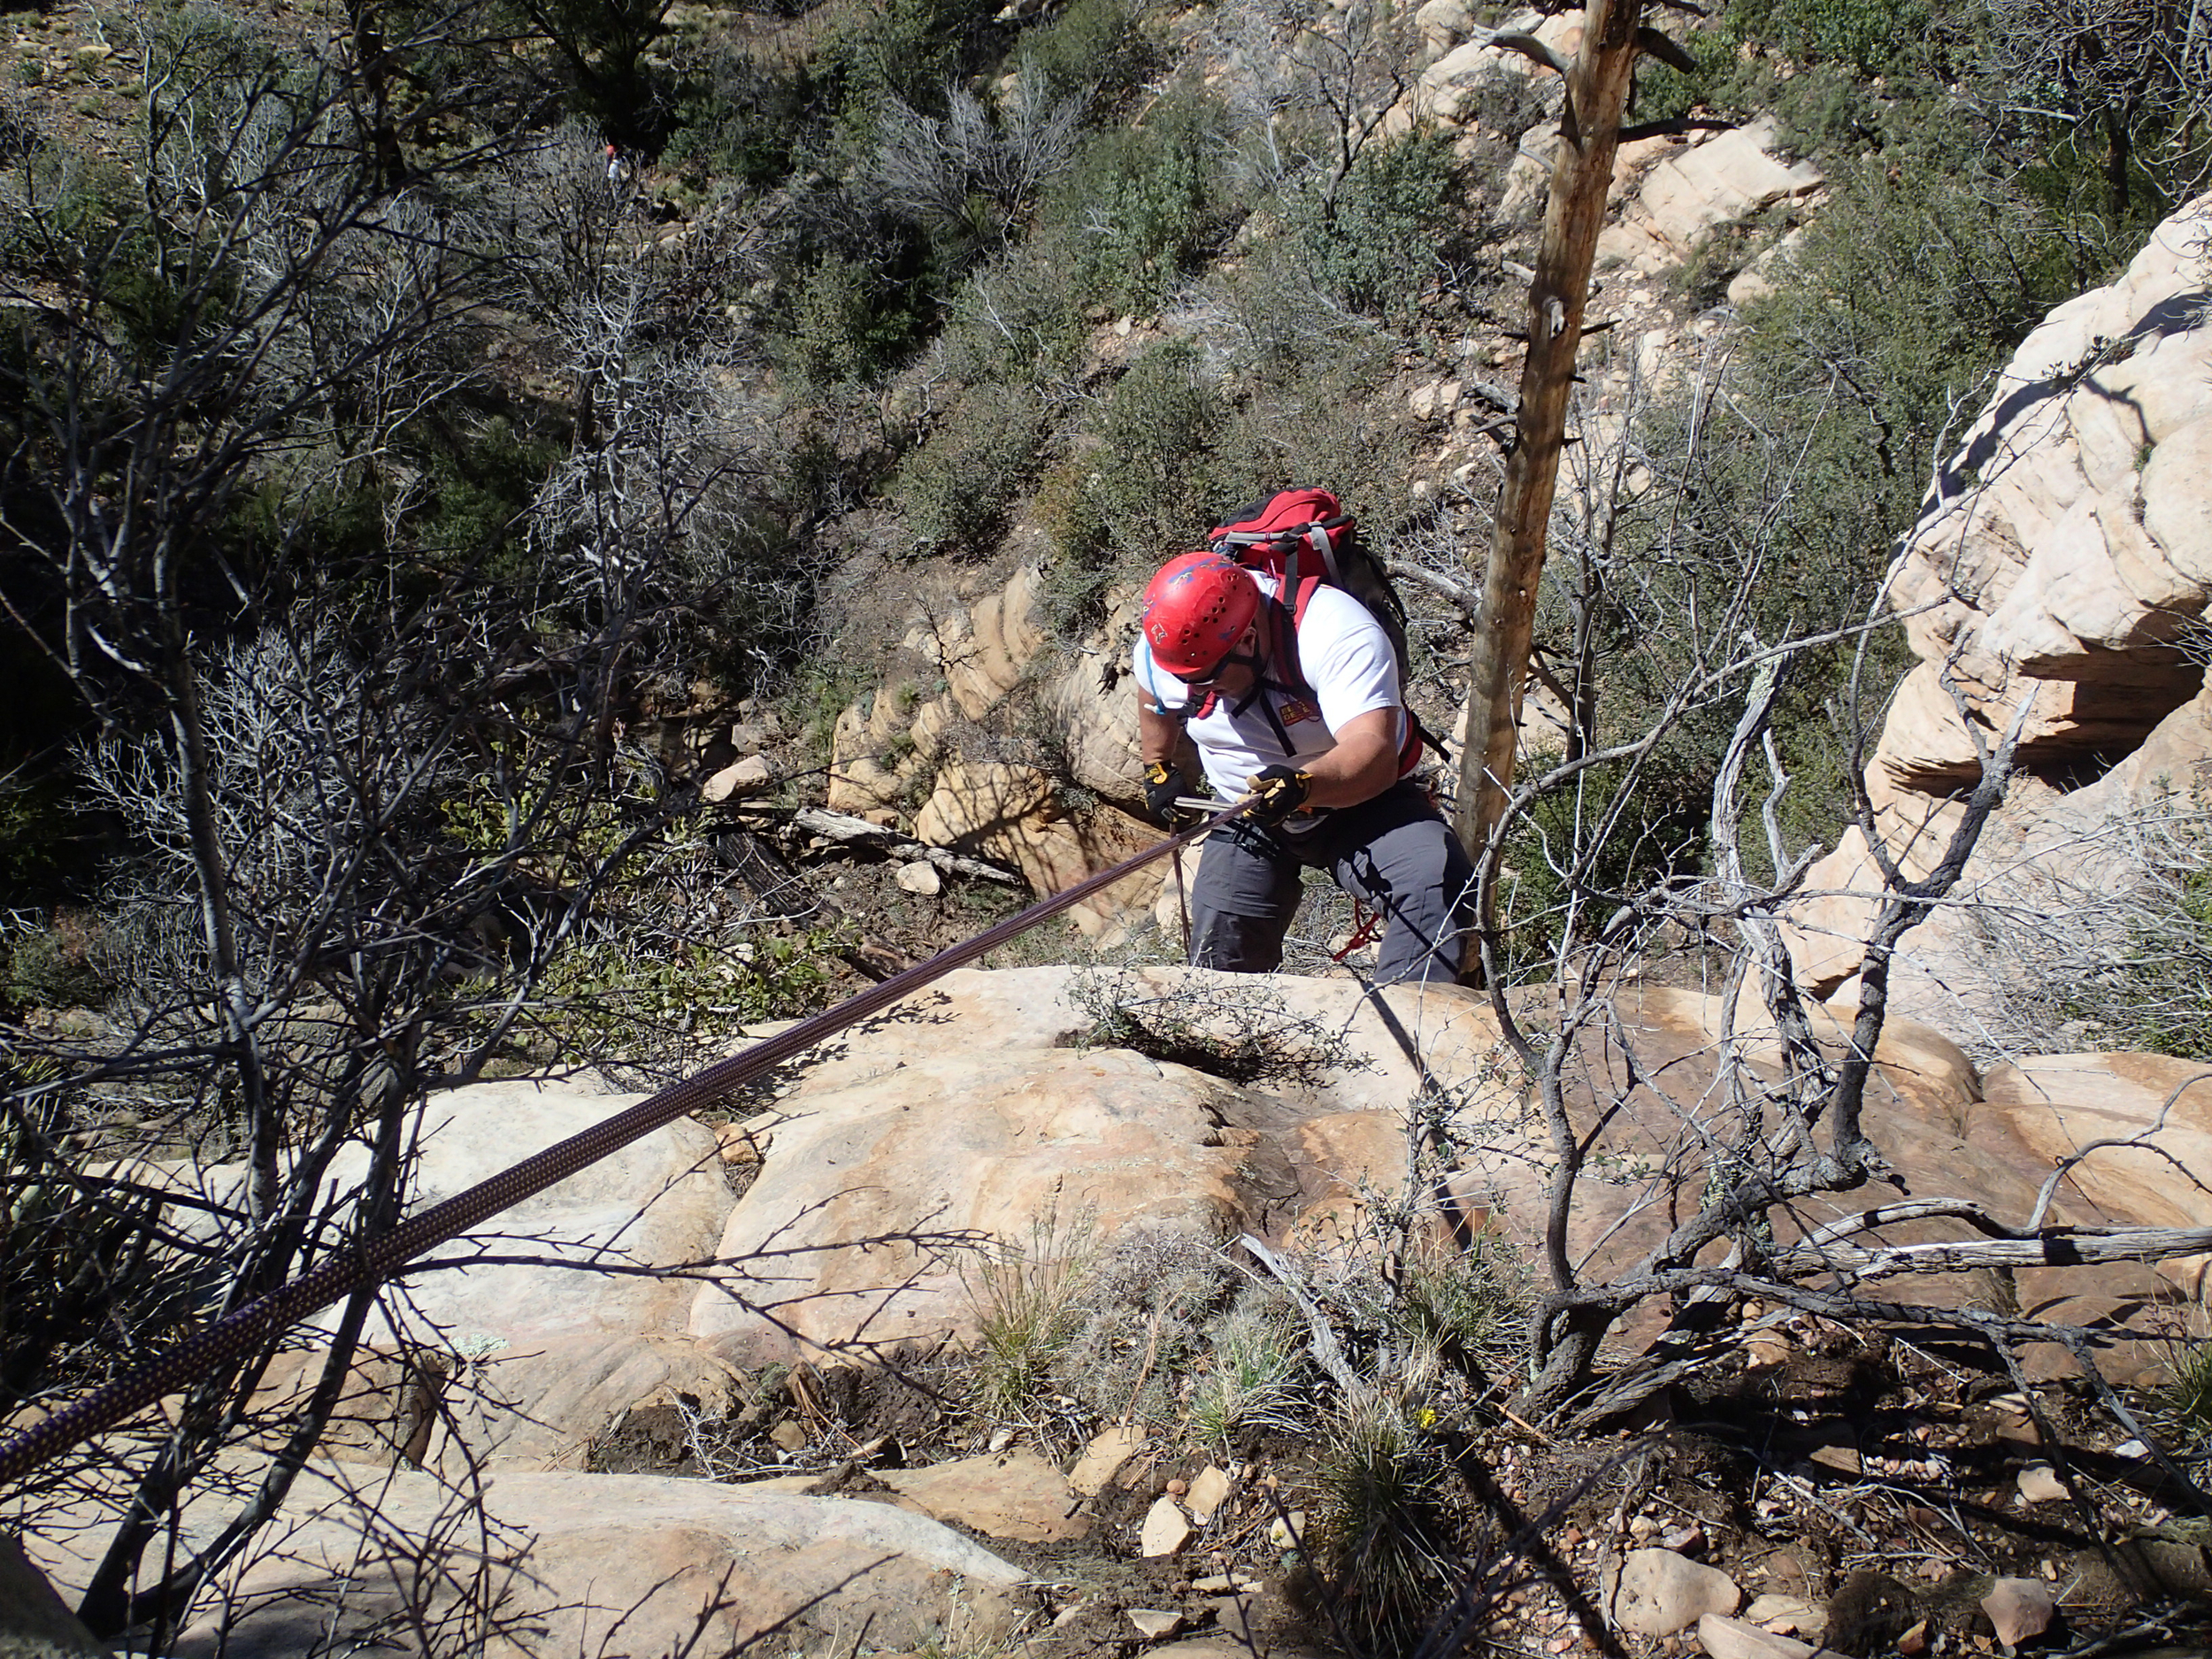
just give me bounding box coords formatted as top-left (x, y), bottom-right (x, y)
top-left (1187, 781), bottom-right (1474, 985)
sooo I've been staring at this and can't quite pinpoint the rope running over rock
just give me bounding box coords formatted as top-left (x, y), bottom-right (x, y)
top-left (0, 804), bottom-right (1246, 1489)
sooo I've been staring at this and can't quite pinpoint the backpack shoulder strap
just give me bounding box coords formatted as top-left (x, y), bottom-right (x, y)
top-left (1288, 578), bottom-right (1425, 778)
top-left (1279, 577), bottom-right (1323, 705)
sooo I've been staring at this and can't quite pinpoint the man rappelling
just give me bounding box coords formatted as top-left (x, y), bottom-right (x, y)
top-left (1133, 492), bottom-right (1475, 986)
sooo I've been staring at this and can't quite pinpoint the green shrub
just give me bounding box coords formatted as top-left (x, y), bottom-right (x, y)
top-left (1052, 1224), bottom-right (1234, 1428)
top-left (964, 1204), bottom-right (1094, 1419)
top-left (1016, 0), bottom-right (1157, 105)
top-left (887, 386), bottom-right (1049, 554)
top-left (1066, 963), bottom-right (1350, 1085)
top-left (815, 0), bottom-right (1008, 150)
top-left (5, 912), bottom-right (120, 1011)
top-left (1041, 86), bottom-right (1228, 311)
top-left (1191, 1300), bottom-right (1308, 1448)
top-left (1309, 1396), bottom-right (1457, 1653)
top-left (1725, 0), bottom-right (1938, 76)
top-left (419, 417), bottom-right (560, 575)
top-left (773, 252), bottom-right (919, 388)
top-left (2160, 1339), bottom-right (2212, 1457)
top-left (939, 229), bottom-right (1094, 384)
top-left (1724, 159), bottom-right (2084, 577)
top-left (1289, 130), bottom-right (1459, 324)
top-left (1391, 1237), bottom-right (1529, 1373)
top-left (1495, 753), bottom-right (1709, 979)
top-left (503, 929), bottom-right (847, 1067)
top-left (664, 58), bottom-right (809, 189)
top-left (1035, 340), bottom-right (1228, 622)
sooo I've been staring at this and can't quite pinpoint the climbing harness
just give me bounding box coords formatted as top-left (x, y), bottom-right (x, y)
top-left (0, 800), bottom-right (1251, 1489)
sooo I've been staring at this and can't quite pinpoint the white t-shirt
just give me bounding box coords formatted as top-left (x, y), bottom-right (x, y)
top-left (1133, 578), bottom-right (1404, 816)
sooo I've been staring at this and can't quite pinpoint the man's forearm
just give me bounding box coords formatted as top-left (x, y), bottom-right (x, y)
top-left (1139, 700), bottom-right (1183, 767)
top-left (1298, 709), bottom-right (1401, 809)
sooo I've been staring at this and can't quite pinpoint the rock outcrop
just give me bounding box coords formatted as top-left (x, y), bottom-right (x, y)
top-left (673, 966), bottom-right (2202, 1363)
top-left (159, 1464), bottom-right (1025, 1659)
top-left (1596, 118), bottom-right (1823, 276)
top-left (826, 564), bottom-right (1164, 933)
top-left (21, 965), bottom-right (2212, 1650)
top-left (1786, 193), bottom-right (2212, 1031)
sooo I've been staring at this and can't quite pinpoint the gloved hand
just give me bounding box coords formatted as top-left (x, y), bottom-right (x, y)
top-left (1245, 765), bottom-right (1313, 827)
top-left (1142, 760), bottom-right (1186, 827)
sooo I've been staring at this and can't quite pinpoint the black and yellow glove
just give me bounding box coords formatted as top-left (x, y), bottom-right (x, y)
top-left (1142, 760), bottom-right (1186, 827)
top-left (1245, 764), bottom-right (1313, 827)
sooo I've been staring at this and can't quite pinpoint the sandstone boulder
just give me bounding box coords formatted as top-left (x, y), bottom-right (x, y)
top-left (214, 1080), bottom-right (734, 1472)
top-left (913, 759), bottom-right (1159, 936)
top-left (876, 1449), bottom-right (1086, 1542)
top-left (1610, 1548), bottom-right (1741, 1636)
top-left (1382, 9), bottom-right (1581, 134)
top-left (669, 967), bottom-right (2191, 1372)
top-left (687, 1045), bottom-right (1257, 1359)
top-left (1417, 0), bottom-right (1476, 55)
top-left (700, 751), bottom-right (772, 802)
top-left (162, 1464), bottom-right (1025, 1659)
top-left (1597, 119), bottom-right (1823, 275)
top-left (1786, 194), bottom-right (2212, 1026)
top-left (1978, 1053), bottom-right (2212, 1299)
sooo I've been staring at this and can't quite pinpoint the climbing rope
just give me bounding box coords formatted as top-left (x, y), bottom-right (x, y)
top-left (1330, 900), bottom-right (1384, 963)
top-left (0, 802), bottom-right (1249, 1488)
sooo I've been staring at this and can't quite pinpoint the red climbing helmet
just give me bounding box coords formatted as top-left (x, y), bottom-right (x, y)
top-left (1141, 550), bottom-right (1260, 679)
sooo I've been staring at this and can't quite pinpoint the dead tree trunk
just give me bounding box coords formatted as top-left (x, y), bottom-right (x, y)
top-left (1454, 0), bottom-right (1651, 971)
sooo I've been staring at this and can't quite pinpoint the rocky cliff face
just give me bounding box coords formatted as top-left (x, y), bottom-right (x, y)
top-left (1783, 194), bottom-right (2212, 1043)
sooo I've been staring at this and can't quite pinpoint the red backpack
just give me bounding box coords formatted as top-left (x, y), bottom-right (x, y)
top-left (1193, 489), bottom-right (1425, 778)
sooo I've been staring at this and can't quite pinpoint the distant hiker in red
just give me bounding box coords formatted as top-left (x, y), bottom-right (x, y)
top-left (1133, 493), bottom-right (1474, 986)
top-left (604, 142), bottom-right (634, 197)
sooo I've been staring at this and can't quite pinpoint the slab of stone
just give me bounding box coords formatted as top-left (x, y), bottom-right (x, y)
top-left (2017, 1464), bottom-right (2069, 1504)
top-left (1982, 1577), bottom-right (2056, 1646)
top-left (702, 753), bottom-right (773, 802)
top-left (1809, 1442), bottom-right (1863, 1476)
top-left (1698, 1613), bottom-right (1816, 1659)
top-left (1186, 1463), bottom-right (1233, 1525)
top-left (150, 1466), bottom-right (1025, 1659)
top-left (1613, 1548), bottom-right (1742, 1636)
top-left (1743, 1593), bottom-right (1824, 1637)
top-left (895, 860), bottom-right (942, 895)
top-left (1141, 1495), bottom-right (1193, 1558)
top-left (874, 1450), bottom-right (1085, 1543)
top-left (1128, 1609), bottom-right (1185, 1639)
top-left (687, 1045), bottom-right (1256, 1359)
top-left (1069, 1425), bottom-right (1146, 1496)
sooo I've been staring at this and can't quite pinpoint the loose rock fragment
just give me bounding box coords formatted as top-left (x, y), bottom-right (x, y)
top-left (1696, 1613), bottom-right (1816, 1659)
top-left (1068, 1424), bottom-right (1145, 1496)
top-left (1127, 1609), bottom-right (1184, 1639)
top-left (1141, 1495), bottom-right (1193, 1558)
top-left (1187, 1463), bottom-right (1233, 1524)
top-left (1743, 1594), bottom-right (1822, 1637)
top-left (1982, 1577), bottom-right (2056, 1647)
top-left (2016, 1464), bottom-right (2068, 1504)
top-left (1612, 1548), bottom-right (1743, 1636)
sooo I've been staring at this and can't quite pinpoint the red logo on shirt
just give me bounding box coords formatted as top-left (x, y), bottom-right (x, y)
top-left (1277, 697), bottom-right (1320, 726)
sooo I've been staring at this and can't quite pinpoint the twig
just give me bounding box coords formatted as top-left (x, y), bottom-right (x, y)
top-left (778, 806), bottom-right (1026, 886)
top-left (1239, 1233), bottom-right (1363, 1397)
